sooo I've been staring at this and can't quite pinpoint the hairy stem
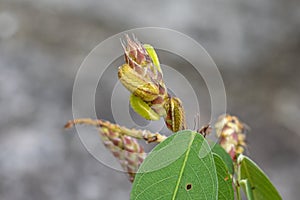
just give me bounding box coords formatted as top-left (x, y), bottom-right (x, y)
top-left (65, 118), bottom-right (167, 143)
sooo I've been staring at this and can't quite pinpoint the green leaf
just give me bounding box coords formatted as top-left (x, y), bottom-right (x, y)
top-left (213, 154), bottom-right (234, 200)
top-left (131, 130), bottom-right (218, 200)
top-left (211, 143), bottom-right (234, 174)
top-left (238, 155), bottom-right (282, 200)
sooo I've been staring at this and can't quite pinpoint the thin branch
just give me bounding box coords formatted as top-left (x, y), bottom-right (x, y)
top-left (65, 118), bottom-right (167, 143)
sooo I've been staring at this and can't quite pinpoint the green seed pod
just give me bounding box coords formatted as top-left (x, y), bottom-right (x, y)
top-left (164, 97), bottom-right (186, 132)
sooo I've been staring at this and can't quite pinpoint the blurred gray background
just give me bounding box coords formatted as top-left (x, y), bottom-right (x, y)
top-left (1, 0), bottom-right (300, 199)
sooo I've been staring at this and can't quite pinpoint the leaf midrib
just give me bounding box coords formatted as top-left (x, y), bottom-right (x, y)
top-left (171, 132), bottom-right (195, 200)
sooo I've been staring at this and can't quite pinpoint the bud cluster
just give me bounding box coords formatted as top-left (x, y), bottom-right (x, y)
top-left (215, 115), bottom-right (247, 160)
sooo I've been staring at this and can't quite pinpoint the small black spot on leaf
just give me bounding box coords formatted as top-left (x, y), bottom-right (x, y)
top-left (186, 183), bottom-right (192, 191)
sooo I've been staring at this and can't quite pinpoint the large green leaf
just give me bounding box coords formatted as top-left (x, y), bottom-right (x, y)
top-left (211, 143), bottom-right (234, 174)
top-left (213, 154), bottom-right (234, 200)
top-left (238, 155), bottom-right (282, 200)
top-left (131, 130), bottom-right (218, 200)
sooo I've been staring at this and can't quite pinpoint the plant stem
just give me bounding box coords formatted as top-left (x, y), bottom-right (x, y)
top-left (236, 181), bottom-right (242, 200)
top-left (234, 160), bottom-right (242, 200)
top-left (65, 118), bottom-right (167, 143)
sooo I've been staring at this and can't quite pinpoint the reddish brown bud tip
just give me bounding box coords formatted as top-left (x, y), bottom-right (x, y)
top-left (64, 121), bottom-right (74, 129)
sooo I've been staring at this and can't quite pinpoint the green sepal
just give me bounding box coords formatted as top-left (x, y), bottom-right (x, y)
top-left (143, 44), bottom-right (162, 73)
top-left (130, 94), bottom-right (160, 120)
